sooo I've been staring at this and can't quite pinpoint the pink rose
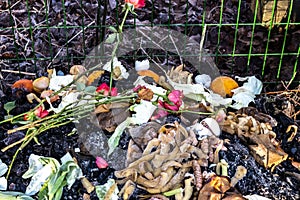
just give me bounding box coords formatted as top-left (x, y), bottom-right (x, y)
top-left (168, 90), bottom-right (183, 107)
top-left (125, 0), bottom-right (145, 8)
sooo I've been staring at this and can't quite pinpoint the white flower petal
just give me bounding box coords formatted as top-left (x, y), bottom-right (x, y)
top-left (135, 59), bottom-right (150, 71)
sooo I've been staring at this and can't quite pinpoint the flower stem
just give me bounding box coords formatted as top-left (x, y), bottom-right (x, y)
top-left (119, 8), bottom-right (129, 33)
top-left (108, 7), bottom-right (129, 92)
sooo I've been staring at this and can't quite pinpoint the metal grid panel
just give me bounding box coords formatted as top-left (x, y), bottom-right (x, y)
top-left (0, 0), bottom-right (299, 84)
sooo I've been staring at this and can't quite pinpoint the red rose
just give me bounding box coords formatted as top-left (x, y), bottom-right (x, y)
top-left (125, 0), bottom-right (145, 8)
top-left (96, 83), bottom-right (118, 96)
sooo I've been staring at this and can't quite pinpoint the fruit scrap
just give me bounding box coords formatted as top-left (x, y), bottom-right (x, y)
top-left (81, 177), bottom-right (95, 193)
top-left (87, 70), bottom-right (104, 85)
top-left (137, 70), bottom-right (160, 83)
top-left (12, 79), bottom-right (33, 92)
top-left (210, 76), bottom-right (239, 97)
top-left (40, 90), bottom-right (60, 103)
top-left (69, 65), bottom-right (86, 75)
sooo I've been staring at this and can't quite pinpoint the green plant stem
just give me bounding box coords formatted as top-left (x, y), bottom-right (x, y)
top-left (119, 8), bottom-right (129, 33)
top-left (109, 7), bottom-right (129, 92)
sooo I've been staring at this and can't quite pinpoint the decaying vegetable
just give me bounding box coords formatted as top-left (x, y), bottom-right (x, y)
top-left (286, 125), bottom-right (298, 142)
top-left (81, 177), bottom-right (95, 193)
top-left (192, 160), bottom-right (203, 191)
top-left (221, 112), bottom-right (288, 171)
top-left (216, 159), bottom-right (228, 176)
top-left (116, 122), bottom-right (207, 194)
top-left (230, 165), bottom-right (247, 187)
top-left (167, 65), bottom-right (193, 84)
top-left (116, 121), bottom-right (228, 197)
top-left (12, 79), bottom-right (33, 93)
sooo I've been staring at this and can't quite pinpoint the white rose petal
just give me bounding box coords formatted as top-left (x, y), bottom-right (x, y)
top-left (135, 59), bottom-right (150, 71)
top-left (103, 57), bottom-right (129, 80)
top-left (49, 69), bottom-right (74, 92)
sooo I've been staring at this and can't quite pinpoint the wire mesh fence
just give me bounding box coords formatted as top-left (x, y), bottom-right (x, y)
top-left (0, 0), bottom-right (299, 85)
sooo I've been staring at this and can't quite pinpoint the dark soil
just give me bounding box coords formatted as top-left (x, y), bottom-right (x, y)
top-left (1, 0), bottom-right (300, 199)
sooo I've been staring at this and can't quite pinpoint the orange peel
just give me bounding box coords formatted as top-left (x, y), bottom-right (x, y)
top-left (210, 76), bottom-right (238, 97)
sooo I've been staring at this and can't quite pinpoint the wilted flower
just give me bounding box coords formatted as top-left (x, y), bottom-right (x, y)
top-left (125, 0), bottom-right (145, 8)
top-left (151, 90), bottom-right (183, 120)
top-left (133, 85), bottom-right (154, 101)
top-left (96, 83), bottom-right (118, 96)
top-left (96, 156), bottom-right (109, 169)
top-left (159, 90), bottom-right (183, 111)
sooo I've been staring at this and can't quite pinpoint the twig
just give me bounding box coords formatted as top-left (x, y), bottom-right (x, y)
top-left (199, 24), bottom-right (207, 62)
top-left (0, 69), bottom-right (36, 76)
top-left (169, 35), bottom-right (183, 65)
top-left (47, 20), bottom-right (95, 68)
top-left (263, 89), bottom-right (300, 95)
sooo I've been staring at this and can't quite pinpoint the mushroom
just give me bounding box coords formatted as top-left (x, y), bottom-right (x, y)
top-left (69, 65), bottom-right (86, 75)
top-left (26, 93), bottom-right (42, 103)
top-left (33, 76), bottom-right (50, 93)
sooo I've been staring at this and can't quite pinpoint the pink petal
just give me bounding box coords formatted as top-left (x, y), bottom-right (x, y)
top-left (96, 156), bottom-right (109, 169)
top-left (110, 87), bottom-right (118, 96)
top-left (39, 110), bottom-right (49, 118)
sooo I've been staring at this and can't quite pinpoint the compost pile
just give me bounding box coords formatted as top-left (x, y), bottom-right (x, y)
top-left (0, 0), bottom-right (300, 200)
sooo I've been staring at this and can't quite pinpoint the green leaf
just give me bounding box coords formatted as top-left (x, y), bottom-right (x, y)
top-left (4, 101), bottom-right (16, 114)
top-left (84, 86), bottom-right (97, 93)
top-left (108, 117), bottom-right (132, 155)
top-left (108, 26), bottom-right (118, 33)
top-left (163, 188), bottom-right (183, 196)
top-left (0, 191), bottom-right (34, 200)
top-left (76, 82), bottom-right (86, 91)
top-left (105, 33), bottom-right (117, 43)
